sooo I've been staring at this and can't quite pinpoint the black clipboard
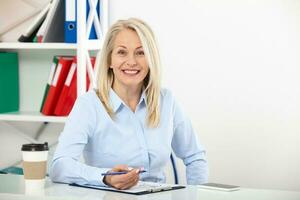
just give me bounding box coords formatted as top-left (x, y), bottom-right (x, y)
top-left (69, 182), bottom-right (186, 195)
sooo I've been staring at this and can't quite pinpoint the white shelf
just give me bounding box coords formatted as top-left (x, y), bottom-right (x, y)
top-left (0, 112), bottom-right (67, 123)
top-left (0, 41), bottom-right (102, 50)
top-left (0, 43), bottom-right (77, 50)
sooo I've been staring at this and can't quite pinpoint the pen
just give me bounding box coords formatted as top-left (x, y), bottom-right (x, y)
top-left (101, 170), bottom-right (147, 176)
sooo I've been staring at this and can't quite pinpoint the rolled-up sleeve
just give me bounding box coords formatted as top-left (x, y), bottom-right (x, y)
top-left (49, 95), bottom-right (110, 186)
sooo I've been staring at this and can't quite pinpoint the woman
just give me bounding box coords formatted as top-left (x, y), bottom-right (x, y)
top-left (50, 18), bottom-right (208, 190)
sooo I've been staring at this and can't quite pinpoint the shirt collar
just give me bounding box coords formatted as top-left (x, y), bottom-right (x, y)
top-left (109, 88), bottom-right (147, 112)
top-left (139, 90), bottom-right (147, 106)
top-left (109, 89), bottom-right (123, 112)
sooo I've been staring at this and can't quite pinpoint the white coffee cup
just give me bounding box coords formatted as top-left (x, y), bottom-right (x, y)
top-left (22, 142), bottom-right (49, 191)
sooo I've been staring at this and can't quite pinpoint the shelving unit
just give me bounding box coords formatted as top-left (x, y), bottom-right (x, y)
top-left (0, 0), bottom-right (108, 123)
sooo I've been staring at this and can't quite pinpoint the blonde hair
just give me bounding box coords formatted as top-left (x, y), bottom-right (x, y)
top-left (97, 18), bottom-right (161, 128)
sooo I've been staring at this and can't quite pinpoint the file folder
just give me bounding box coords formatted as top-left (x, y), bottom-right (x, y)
top-left (65, 0), bottom-right (76, 43)
top-left (41, 56), bottom-right (73, 115)
top-left (53, 58), bottom-right (77, 116)
top-left (0, 0), bottom-right (40, 36)
top-left (36, 0), bottom-right (60, 42)
top-left (0, 52), bottom-right (19, 113)
top-left (65, 0), bottom-right (100, 43)
top-left (18, 3), bottom-right (51, 42)
top-left (40, 56), bottom-right (60, 112)
top-left (0, 0), bottom-right (48, 42)
top-left (43, 0), bottom-right (65, 42)
top-left (54, 57), bottom-right (95, 116)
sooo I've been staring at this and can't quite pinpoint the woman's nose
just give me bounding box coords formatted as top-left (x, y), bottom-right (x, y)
top-left (126, 54), bottom-right (137, 66)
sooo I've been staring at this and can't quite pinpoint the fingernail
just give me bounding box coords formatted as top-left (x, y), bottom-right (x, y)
top-left (135, 169), bottom-right (139, 174)
top-left (128, 167), bottom-right (133, 171)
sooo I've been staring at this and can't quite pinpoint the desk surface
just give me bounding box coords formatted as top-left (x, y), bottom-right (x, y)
top-left (0, 174), bottom-right (299, 200)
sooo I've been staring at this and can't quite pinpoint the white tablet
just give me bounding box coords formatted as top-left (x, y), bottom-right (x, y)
top-left (198, 183), bottom-right (240, 192)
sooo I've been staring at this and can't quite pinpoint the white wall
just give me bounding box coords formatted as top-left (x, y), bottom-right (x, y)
top-left (109, 0), bottom-right (300, 191)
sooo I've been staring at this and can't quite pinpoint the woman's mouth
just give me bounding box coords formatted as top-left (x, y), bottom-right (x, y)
top-left (122, 69), bottom-right (140, 75)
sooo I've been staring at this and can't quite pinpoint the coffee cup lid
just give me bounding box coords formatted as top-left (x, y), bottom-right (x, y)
top-left (21, 142), bottom-right (49, 151)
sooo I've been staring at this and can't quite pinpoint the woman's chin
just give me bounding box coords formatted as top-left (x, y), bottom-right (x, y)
top-left (121, 80), bottom-right (144, 88)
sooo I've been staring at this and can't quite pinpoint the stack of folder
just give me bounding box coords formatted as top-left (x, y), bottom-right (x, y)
top-left (18, 0), bottom-right (102, 43)
top-left (40, 55), bottom-right (95, 116)
top-left (0, 0), bottom-right (49, 42)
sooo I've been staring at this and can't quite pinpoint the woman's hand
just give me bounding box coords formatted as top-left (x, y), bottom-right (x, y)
top-left (103, 165), bottom-right (140, 190)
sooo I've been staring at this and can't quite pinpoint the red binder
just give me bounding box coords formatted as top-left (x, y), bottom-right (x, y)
top-left (41, 56), bottom-right (73, 115)
top-left (54, 57), bottom-right (96, 116)
top-left (40, 56), bottom-right (60, 112)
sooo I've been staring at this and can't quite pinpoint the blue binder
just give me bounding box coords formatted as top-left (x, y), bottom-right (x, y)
top-left (65, 0), bottom-right (100, 43)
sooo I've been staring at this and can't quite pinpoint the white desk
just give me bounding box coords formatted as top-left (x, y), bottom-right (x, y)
top-left (0, 174), bottom-right (299, 200)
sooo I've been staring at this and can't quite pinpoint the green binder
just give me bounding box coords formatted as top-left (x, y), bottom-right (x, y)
top-left (0, 52), bottom-right (19, 113)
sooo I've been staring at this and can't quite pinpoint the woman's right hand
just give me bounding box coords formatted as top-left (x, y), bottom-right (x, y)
top-left (103, 165), bottom-right (140, 190)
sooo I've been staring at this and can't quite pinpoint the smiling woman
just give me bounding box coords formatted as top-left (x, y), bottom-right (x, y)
top-left (97, 18), bottom-right (162, 127)
top-left (110, 28), bottom-right (150, 111)
top-left (49, 18), bottom-right (208, 190)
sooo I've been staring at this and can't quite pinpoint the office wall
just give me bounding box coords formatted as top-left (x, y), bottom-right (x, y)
top-left (109, 0), bottom-right (300, 191)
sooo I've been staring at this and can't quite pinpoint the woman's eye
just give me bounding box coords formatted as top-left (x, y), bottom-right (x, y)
top-left (136, 50), bottom-right (145, 56)
top-left (117, 50), bottom-right (126, 55)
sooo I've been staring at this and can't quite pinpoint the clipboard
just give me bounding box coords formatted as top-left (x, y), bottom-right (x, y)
top-left (69, 181), bottom-right (186, 195)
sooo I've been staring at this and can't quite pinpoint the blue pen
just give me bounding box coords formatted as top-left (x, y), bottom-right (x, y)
top-left (101, 170), bottom-right (147, 176)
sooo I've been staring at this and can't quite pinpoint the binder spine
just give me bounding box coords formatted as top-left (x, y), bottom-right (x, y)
top-left (65, 0), bottom-right (77, 43)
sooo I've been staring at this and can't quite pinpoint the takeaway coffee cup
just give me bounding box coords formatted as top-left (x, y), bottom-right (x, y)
top-left (21, 142), bottom-right (49, 191)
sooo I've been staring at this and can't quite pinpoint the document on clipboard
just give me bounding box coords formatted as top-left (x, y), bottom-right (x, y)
top-left (69, 181), bottom-right (186, 195)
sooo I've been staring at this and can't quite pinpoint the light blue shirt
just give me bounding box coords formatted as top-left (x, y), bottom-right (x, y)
top-left (50, 88), bottom-right (208, 186)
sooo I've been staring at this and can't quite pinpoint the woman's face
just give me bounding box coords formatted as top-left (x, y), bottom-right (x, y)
top-left (110, 29), bottom-right (149, 90)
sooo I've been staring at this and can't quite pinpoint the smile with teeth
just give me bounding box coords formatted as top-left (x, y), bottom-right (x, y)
top-left (122, 69), bottom-right (140, 75)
